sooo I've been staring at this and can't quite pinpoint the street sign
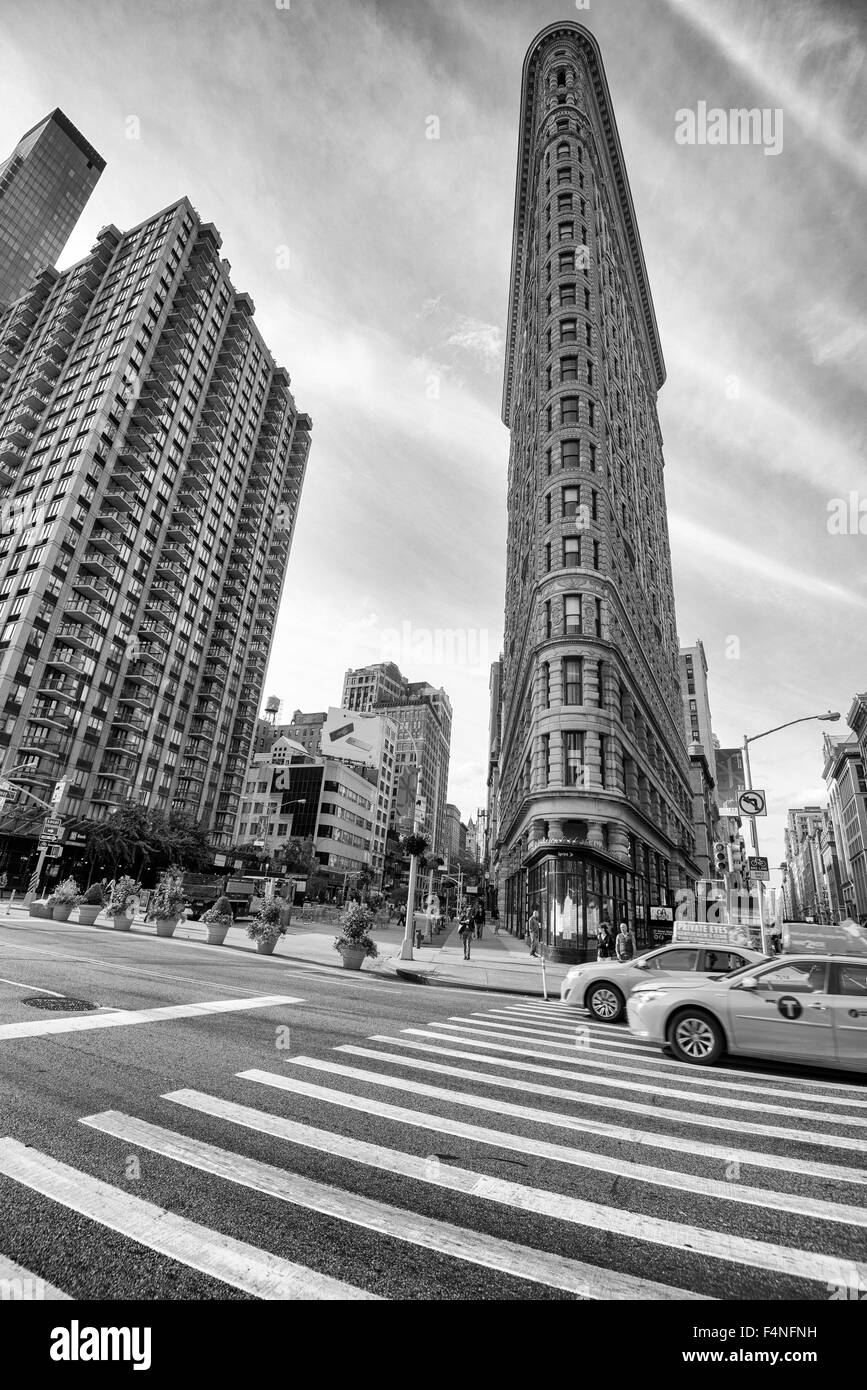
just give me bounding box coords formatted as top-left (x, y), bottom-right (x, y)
top-left (738, 789), bottom-right (767, 817)
top-left (50, 779), bottom-right (66, 807)
top-left (748, 855), bottom-right (770, 881)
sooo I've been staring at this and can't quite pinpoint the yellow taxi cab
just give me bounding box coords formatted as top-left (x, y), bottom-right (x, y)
top-left (626, 953), bottom-right (867, 1071)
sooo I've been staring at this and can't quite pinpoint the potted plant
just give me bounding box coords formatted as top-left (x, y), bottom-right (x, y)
top-left (50, 876), bottom-right (81, 922)
top-left (246, 896), bottom-right (286, 955)
top-left (107, 875), bottom-right (141, 931)
top-left (76, 882), bottom-right (105, 926)
top-left (334, 899), bottom-right (379, 971)
top-left (201, 894), bottom-right (235, 946)
top-left (146, 868), bottom-right (187, 939)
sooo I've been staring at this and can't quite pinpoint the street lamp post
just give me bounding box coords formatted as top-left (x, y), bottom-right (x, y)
top-left (742, 710), bottom-right (840, 952)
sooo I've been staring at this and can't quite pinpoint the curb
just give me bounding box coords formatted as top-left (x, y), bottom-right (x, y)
top-left (386, 962), bottom-right (558, 998)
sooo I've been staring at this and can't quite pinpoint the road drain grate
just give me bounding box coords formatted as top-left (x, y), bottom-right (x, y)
top-left (21, 996), bottom-right (96, 1012)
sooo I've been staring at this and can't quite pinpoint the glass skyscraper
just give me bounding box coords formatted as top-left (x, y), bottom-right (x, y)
top-left (0, 109), bottom-right (105, 308)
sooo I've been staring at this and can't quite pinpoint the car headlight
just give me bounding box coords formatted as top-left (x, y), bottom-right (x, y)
top-left (630, 989), bottom-right (666, 1004)
top-left (564, 966), bottom-right (586, 983)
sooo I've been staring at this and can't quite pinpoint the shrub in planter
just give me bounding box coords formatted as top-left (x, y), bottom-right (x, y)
top-left (49, 877), bottom-right (81, 922)
top-left (334, 900), bottom-right (378, 970)
top-left (246, 897), bottom-right (287, 955)
top-left (107, 875), bottom-right (141, 929)
top-left (146, 868), bottom-right (187, 939)
top-left (202, 894), bottom-right (234, 945)
top-left (400, 833), bottom-right (428, 860)
top-left (76, 882), bottom-right (105, 926)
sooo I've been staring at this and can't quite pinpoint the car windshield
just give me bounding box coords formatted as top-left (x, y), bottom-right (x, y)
top-left (715, 956), bottom-right (771, 981)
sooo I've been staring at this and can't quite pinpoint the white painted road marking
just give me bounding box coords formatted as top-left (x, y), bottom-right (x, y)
top-left (336, 1043), bottom-right (867, 1185)
top-left (0, 976), bottom-right (66, 997)
top-left (0, 994), bottom-right (302, 1041)
top-left (0, 1137), bottom-right (376, 1300)
top-left (0, 1253), bottom-right (70, 1299)
top-left (231, 1069), bottom-right (866, 1227)
top-left (162, 1084), bottom-right (862, 1289)
top-left (79, 1109), bottom-right (708, 1300)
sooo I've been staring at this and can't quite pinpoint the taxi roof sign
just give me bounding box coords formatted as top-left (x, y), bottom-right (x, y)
top-left (673, 920), bottom-right (756, 949)
top-left (782, 919), bottom-right (867, 958)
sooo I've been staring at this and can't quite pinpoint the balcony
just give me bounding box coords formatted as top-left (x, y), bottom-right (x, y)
top-left (105, 731), bottom-right (144, 756)
top-left (79, 552), bottom-right (123, 582)
top-left (72, 572), bottom-right (116, 602)
top-left (45, 648), bottom-right (86, 677)
top-left (87, 527), bottom-right (125, 561)
top-left (160, 536), bottom-right (191, 563)
top-left (36, 676), bottom-right (78, 701)
top-left (53, 623), bottom-right (100, 654)
top-left (125, 662), bottom-right (161, 690)
top-left (153, 559), bottom-right (185, 584)
top-left (117, 442), bottom-right (150, 472)
top-left (169, 506), bottom-right (197, 530)
top-left (0, 439), bottom-right (27, 466)
top-left (117, 687), bottom-right (150, 710)
top-left (27, 703), bottom-right (72, 731)
top-left (112, 707), bottom-right (149, 732)
top-left (143, 600), bottom-right (176, 622)
top-left (138, 621), bottom-right (171, 648)
top-left (97, 759), bottom-right (134, 783)
top-left (18, 731), bottom-right (65, 759)
top-left (18, 383), bottom-right (51, 412)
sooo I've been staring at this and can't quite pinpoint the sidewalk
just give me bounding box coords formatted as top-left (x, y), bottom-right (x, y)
top-left (379, 921), bottom-right (569, 997)
top-left (2, 905), bottom-right (568, 997)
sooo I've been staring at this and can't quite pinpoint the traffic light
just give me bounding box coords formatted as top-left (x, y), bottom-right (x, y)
top-left (713, 842), bottom-right (728, 877)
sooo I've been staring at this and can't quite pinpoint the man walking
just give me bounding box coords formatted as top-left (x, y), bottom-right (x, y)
top-left (474, 903), bottom-right (485, 940)
top-left (458, 909), bottom-right (474, 960)
top-left (526, 907), bottom-right (541, 957)
top-left (615, 922), bottom-right (635, 961)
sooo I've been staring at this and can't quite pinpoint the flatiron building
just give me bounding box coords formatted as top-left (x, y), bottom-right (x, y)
top-left (496, 22), bottom-right (699, 960)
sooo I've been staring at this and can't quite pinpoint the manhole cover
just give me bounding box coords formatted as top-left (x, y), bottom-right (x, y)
top-left (21, 996), bottom-right (96, 1012)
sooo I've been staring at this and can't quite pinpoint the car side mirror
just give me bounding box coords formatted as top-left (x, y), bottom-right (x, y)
top-left (735, 977), bottom-right (760, 991)
top-left (632, 958), bottom-right (647, 970)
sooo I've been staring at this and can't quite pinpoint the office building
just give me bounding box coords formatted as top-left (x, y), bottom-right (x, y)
top-left (782, 806), bottom-right (830, 923)
top-left (679, 641), bottom-right (716, 784)
top-left (444, 802), bottom-right (461, 864)
top-left (0, 110), bottom-right (105, 307)
top-left (822, 732), bottom-right (867, 922)
top-left (496, 22), bottom-right (699, 959)
top-left (0, 196), bottom-right (311, 852)
top-left (252, 709), bottom-right (326, 758)
top-left (341, 662), bottom-right (452, 855)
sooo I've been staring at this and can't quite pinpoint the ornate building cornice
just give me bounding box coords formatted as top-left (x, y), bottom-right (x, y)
top-left (501, 21), bottom-right (666, 425)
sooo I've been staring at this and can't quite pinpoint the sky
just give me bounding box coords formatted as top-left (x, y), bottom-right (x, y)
top-left (1, 0), bottom-right (865, 877)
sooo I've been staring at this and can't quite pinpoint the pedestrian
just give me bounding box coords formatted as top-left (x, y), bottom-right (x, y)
top-left (458, 910), bottom-right (474, 960)
top-left (474, 904), bottom-right (485, 939)
top-left (491, 905), bottom-right (500, 934)
top-left (596, 923), bottom-right (614, 961)
top-left (615, 922), bottom-right (635, 961)
top-left (526, 907), bottom-right (541, 956)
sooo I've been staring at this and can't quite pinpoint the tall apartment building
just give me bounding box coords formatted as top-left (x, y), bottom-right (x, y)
top-left (342, 662), bottom-right (452, 855)
top-left (496, 22), bottom-right (699, 960)
top-left (782, 806), bottom-right (829, 922)
top-left (679, 641), bottom-right (716, 784)
top-left (0, 110), bottom-right (105, 308)
top-left (0, 196), bottom-right (310, 849)
top-left (444, 802), bottom-right (461, 864)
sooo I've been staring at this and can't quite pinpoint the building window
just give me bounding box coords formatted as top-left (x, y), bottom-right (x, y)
top-left (563, 484), bottom-right (580, 517)
top-left (561, 396), bottom-right (579, 425)
top-left (560, 318), bottom-right (577, 343)
top-left (599, 734), bottom-right (608, 788)
top-left (595, 596), bottom-right (603, 637)
top-left (564, 731), bottom-right (585, 787)
top-left (545, 600), bottom-right (552, 639)
top-left (561, 283), bottom-right (576, 306)
top-left (563, 535), bottom-right (580, 567)
top-left (561, 356), bottom-right (578, 381)
top-left (564, 594), bottom-right (582, 635)
top-left (545, 541), bottom-right (551, 572)
top-left (561, 439), bottom-right (579, 470)
top-left (563, 656), bottom-right (582, 704)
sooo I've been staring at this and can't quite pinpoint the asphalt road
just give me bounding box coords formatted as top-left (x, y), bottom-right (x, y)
top-left (0, 915), bottom-right (864, 1302)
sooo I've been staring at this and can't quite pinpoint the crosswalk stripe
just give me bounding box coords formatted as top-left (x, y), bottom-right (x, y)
top-left (0, 1253), bottom-right (70, 1299)
top-left (0, 1137), bottom-right (377, 1300)
top-left (0, 994), bottom-right (302, 1043)
top-left (338, 1044), bottom-right (867, 1185)
top-left (497, 1008), bottom-right (867, 1094)
top-left (225, 1076), bottom-right (863, 1288)
top-left (229, 1069), bottom-right (865, 1227)
top-left (435, 1018), bottom-right (692, 1060)
top-left (420, 1025), bottom-right (867, 1127)
top-left (455, 1016), bottom-right (867, 1109)
top-left (324, 1038), bottom-right (867, 1153)
top-left (408, 1023), bottom-right (867, 1128)
top-left (78, 1110), bottom-right (705, 1301)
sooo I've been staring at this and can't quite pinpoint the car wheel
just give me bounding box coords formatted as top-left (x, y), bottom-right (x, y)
top-left (586, 982), bottom-right (625, 1023)
top-left (668, 1009), bottom-right (725, 1065)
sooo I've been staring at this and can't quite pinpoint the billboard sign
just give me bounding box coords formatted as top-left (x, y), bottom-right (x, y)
top-left (673, 920), bottom-right (754, 948)
top-left (782, 918), bottom-right (867, 957)
top-left (319, 707), bottom-right (383, 768)
top-left (395, 766), bottom-right (419, 831)
top-left (716, 748), bottom-right (746, 817)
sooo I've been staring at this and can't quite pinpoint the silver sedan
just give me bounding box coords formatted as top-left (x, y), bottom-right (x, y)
top-left (559, 942), bottom-right (766, 1022)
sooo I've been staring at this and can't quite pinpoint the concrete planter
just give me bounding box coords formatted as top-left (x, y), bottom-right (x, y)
top-left (155, 917), bottom-right (179, 938)
top-left (31, 900), bottom-right (54, 919)
top-left (255, 936), bottom-right (278, 955)
top-left (51, 903), bottom-right (73, 922)
top-left (77, 905), bottom-right (102, 926)
top-left (339, 946), bottom-right (366, 971)
top-left (112, 914), bottom-right (134, 932)
top-left (205, 920), bottom-right (231, 945)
